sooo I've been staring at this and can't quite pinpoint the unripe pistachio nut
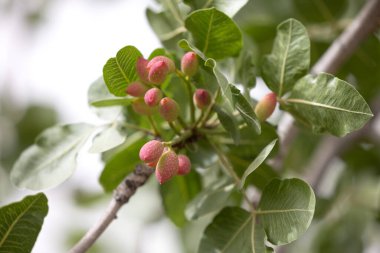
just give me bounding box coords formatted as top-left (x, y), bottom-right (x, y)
top-left (181, 52), bottom-right (198, 77)
top-left (126, 81), bottom-right (149, 97)
top-left (193, 89), bottom-right (211, 109)
top-left (254, 92), bottom-right (277, 122)
top-left (155, 150), bottom-right (179, 184)
top-left (148, 60), bottom-right (170, 85)
top-left (159, 97), bottom-right (179, 122)
top-left (144, 88), bottom-right (163, 107)
top-left (177, 154), bottom-right (191, 175)
top-left (148, 56), bottom-right (175, 73)
top-left (136, 57), bottom-right (150, 84)
top-left (139, 140), bottom-right (164, 165)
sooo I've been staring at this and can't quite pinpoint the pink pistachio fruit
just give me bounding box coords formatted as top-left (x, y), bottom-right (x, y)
top-left (155, 149), bottom-right (179, 184)
top-left (177, 154), bottom-right (191, 175)
top-left (139, 140), bottom-right (164, 165)
top-left (126, 81), bottom-right (148, 97)
top-left (181, 52), bottom-right (198, 77)
top-left (193, 89), bottom-right (211, 109)
top-left (144, 88), bottom-right (163, 107)
top-left (148, 60), bottom-right (170, 85)
top-left (136, 57), bottom-right (150, 84)
top-left (254, 92), bottom-right (277, 122)
top-left (159, 97), bottom-right (179, 122)
top-left (147, 56), bottom-right (175, 73)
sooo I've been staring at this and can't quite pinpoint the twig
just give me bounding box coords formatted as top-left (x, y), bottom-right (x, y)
top-left (68, 165), bottom-right (154, 253)
top-left (273, 0), bottom-right (380, 170)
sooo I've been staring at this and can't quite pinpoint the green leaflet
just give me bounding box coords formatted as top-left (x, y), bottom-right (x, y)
top-left (285, 73), bottom-right (373, 136)
top-left (103, 46), bottom-right (142, 97)
top-left (11, 123), bottom-right (95, 190)
top-left (262, 18), bottom-right (310, 96)
top-left (185, 8), bottom-right (242, 59)
top-left (0, 193), bottom-right (48, 253)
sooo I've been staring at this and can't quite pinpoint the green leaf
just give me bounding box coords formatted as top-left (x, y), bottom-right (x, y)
top-left (0, 193), bottom-right (48, 253)
top-left (257, 178), bottom-right (316, 245)
top-left (199, 207), bottom-right (268, 253)
top-left (186, 177), bottom-right (235, 220)
top-left (160, 170), bottom-right (201, 227)
top-left (262, 18), bottom-right (310, 96)
top-left (99, 132), bottom-right (147, 192)
top-left (285, 73), bottom-right (373, 136)
top-left (88, 77), bottom-right (133, 107)
top-left (293, 0), bottom-right (348, 23)
top-left (11, 123), bottom-right (95, 190)
top-left (239, 139), bottom-right (277, 189)
top-left (103, 46), bottom-right (142, 97)
top-left (184, 0), bottom-right (248, 17)
top-left (185, 8), bottom-right (242, 59)
top-left (89, 124), bottom-right (126, 153)
top-left (213, 105), bottom-right (240, 145)
top-left (230, 85), bottom-right (261, 134)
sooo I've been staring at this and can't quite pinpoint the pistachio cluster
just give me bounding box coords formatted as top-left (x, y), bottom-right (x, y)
top-left (126, 51), bottom-right (210, 184)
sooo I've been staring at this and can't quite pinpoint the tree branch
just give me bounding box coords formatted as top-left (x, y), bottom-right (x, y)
top-left (274, 0), bottom-right (380, 171)
top-left (68, 164), bottom-right (154, 253)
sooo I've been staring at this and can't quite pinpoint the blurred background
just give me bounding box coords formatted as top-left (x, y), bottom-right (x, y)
top-left (0, 0), bottom-right (379, 252)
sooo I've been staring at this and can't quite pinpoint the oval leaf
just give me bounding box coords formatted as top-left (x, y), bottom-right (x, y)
top-left (103, 46), bottom-right (142, 97)
top-left (11, 123), bottom-right (94, 190)
top-left (257, 178), bottom-right (316, 245)
top-left (88, 77), bottom-right (133, 107)
top-left (89, 124), bottom-right (126, 153)
top-left (213, 105), bottom-right (240, 145)
top-left (185, 8), bottom-right (242, 59)
top-left (239, 139), bottom-right (277, 189)
top-left (286, 73), bottom-right (373, 136)
top-left (199, 207), bottom-right (269, 253)
top-left (262, 18), bottom-right (310, 96)
top-left (230, 85), bottom-right (261, 134)
top-left (0, 193), bottom-right (48, 253)
top-left (186, 177), bottom-right (235, 220)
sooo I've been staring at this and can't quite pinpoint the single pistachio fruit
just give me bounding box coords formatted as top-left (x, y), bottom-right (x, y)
top-left (144, 88), bottom-right (163, 107)
top-left (181, 52), bottom-right (198, 77)
top-left (139, 140), bottom-right (164, 165)
top-left (126, 81), bottom-right (148, 97)
top-left (132, 98), bottom-right (156, 116)
top-left (148, 60), bottom-right (170, 85)
top-left (148, 56), bottom-right (175, 73)
top-left (254, 92), bottom-right (277, 121)
top-left (177, 154), bottom-right (191, 175)
top-left (193, 89), bottom-right (211, 109)
top-left (159, 97), bottom-right (179, 122)
top-left (155, 150), bottom-right (179, 184)
top-left (136, 57), bottom-right (150, 84)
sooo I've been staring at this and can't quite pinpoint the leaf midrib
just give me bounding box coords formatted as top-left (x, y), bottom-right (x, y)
top-left (0, 195), bottom-right (42, 247)
top-left (278, 20), bottom-right (293, 96)
top-left (115, 57), bottom-right (130, 84)
top-left (255, 208), bottom-right (313, 215)
top-left (202, 9), bottom-right (215, 55)
top-left (220, 215), bottom-right (252, 252)
top-left (286, 98), bottom-right (373, 116)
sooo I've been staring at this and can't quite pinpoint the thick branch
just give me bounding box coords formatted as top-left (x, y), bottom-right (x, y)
top-left (68, 164), bottom-right (154, 253)
top-left (274, 0), bottom-right (380, 170)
